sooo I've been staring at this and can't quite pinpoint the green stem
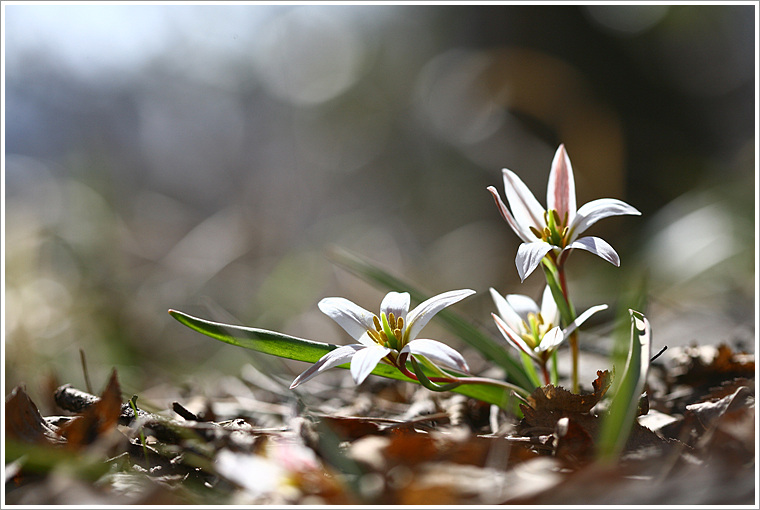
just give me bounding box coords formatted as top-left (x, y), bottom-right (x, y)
top-left (542, 257), bottom-right (579, 392)
top-left (519, 351), bottom-right (543, 388)
top-left (453, 375), bottom-right (532, 398)
top-left (550, 350), bottom-right (559, 386)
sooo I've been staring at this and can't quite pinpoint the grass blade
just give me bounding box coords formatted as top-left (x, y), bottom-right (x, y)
top-left (597, 309), bottom-right (651, 462)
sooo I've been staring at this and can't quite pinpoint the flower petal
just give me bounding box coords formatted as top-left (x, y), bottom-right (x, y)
top-left (539, 285), bottom-right (560, 326)
top-left (564, 236), bottom-right (620, 267)
top-left (546, 144), bottom-right (576, 222)
top-left (489, 287), bottom-right (528, 334)
top-left (487, 185), bottom-right (534, 243)
top-left (536, 326), bottom-right (565, 351)
top-left (569, 198), bottom-right (641, 239)
top-left (290, 344), bottom-right (364, 389)
top-left (503, 169), bottom-right (547, 233)
top-left (505, 293), bottom-right (540, 325)
top-left (350, 344), bottom-right (391, 385)
top-left (318, 297), bottom-right (375, 341)
top-left (516, 241), bottom-right (554, 282)
top-left (380, 291), bottom-right (410, 322)
top-left (492, 313), bottom-right (538, 360)
top-left (405, 289), bottom-right (476, 341)
top-left (401, 338), bottom-right (470, 373)
top-left (562, 304), bottom-right (608, 338)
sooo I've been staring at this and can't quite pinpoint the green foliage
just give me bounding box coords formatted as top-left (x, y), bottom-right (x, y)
top-left (596, 309), bottom-right (652, 462)
top-left (169, 309), bottom-right (517, 408)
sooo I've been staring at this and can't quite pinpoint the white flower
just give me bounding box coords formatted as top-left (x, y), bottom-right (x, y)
top-left (290, 289), bottom-right (475, 388)
top-left (487, 144), bottom-right (641, 281)
top-left (490, 286), bottom-right (607, 363)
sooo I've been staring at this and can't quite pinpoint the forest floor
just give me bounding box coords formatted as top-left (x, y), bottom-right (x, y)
top-left (4, 342), bottom-right (756, 506)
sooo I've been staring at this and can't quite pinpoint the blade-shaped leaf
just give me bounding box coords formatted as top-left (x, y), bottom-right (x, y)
top-left (597, 309), bottom-right (651, 462)
top-left (327, 247), bottom-right (535, 390)
top-left (169, 309), bottom-right (515, 408)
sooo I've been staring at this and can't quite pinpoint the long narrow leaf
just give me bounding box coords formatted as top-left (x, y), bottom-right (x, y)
top-left (327, 247), bottom-right (535, 390)
top-left (596, 309), bottom-right (651, 462)
top-left (169, 309), bottom-right (515, 408)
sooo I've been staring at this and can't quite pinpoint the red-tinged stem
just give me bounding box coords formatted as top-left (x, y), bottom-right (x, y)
top-left (541, 363), bottom-right (551, 386)
top-left (396, 359), bottom-right (531, 398)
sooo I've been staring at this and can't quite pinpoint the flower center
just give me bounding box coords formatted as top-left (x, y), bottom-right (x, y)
top-left (530, 208), bottom-right (570, 248)
top-left (520, 312), bottom-right (554, 350)
top-left (368, 312), bottom-right (405, 350)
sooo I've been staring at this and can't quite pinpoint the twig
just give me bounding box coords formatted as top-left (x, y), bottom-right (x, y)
top-left (79, 349), bottom-right (93, 394)
top-left (650, 345), bottom-right (668, 363)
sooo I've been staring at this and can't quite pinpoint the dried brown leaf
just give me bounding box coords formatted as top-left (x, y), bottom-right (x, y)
top-left (519, 370), bottom-right (612, 434)
top-left (58, 369), bottom-right (122, 447)
top-left (554, 416), bottom-right (594, 467)
top-left (5, 386), bottom-right (64, 445)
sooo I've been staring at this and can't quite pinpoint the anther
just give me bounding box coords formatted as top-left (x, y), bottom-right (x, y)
top-left (530, 226), bottom-right (544, 239)
top-left (552, 209), bottom-right (561, 226)
top-left (373, 315), bottom-right (382, 331)
top-left (388, 312), bottom-right (396, 328)
top-left (396, 317), bottom-right (404, 331)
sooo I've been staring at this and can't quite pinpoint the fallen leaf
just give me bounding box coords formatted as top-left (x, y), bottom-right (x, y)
top-left (554, 416), bottom-right (594, 467)
top-left (5, 386), bottom-right (64, 445)
top-left (58, 369), bottom-right (122, 448)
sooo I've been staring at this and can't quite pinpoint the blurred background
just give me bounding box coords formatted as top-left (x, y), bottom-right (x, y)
top-left (4, 4), bottom-right (756, 409)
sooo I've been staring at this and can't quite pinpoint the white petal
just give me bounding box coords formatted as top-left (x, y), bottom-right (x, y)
top-left (380, 291), bottom-right (410, 322)
top-left (290, 345), bottom-right (364, 389)
top-left (401, 338), bottom-right (470, 373)
top-left (564, 236), bottom-right (620, 267)
top-left (568, 198), bottom-right (641, 239)
top-left (562, 304), bottom-right (608, 338)
top-left (356, 331), bottom-right (379, 348)
top-left (502, 169), bottom-right (547, 233)
top-left (516, 241), bottom-right (554, 282)
top-left (318, 297), bottom-right (375, 341)
top-left (537, 326), bottom-right (565, 351)
top-left (405, 289), bottom-right (475, 341)
top-left (350, 344), bottom-right (391, 385)
top-left (492, 313), bottom-right (539, 361)
top-left (539, 285), bottom-right (560, 326)
top-left (487, 185), bottom-right (534, 243)
top-left (489, 288), bottom-right (528, 334)
top-left (504, 293), bottom-right (540, 324)
top-left (546, 144), bottom-right (577, 223)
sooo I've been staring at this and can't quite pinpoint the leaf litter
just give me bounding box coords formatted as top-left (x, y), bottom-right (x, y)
top-left (4, 343), bottom-right (756, 505)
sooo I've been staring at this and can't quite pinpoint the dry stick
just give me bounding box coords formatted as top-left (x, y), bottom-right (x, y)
top-left (79, 348), bottom-right (93, 395)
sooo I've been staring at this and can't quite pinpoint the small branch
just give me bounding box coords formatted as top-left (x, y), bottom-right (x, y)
top-left (79, 349), bottom-right (93, 395)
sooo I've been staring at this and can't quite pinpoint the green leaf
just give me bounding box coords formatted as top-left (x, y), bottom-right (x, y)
top-left (169, 309), bottom-right (516, 408)
top-left (596, 309), bottom-right (652, 462)
top-left (327, 247), bottom-right (535, 390)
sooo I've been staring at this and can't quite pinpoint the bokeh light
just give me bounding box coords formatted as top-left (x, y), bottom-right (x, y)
top-left (3, 4), bottom-right (755, 408)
